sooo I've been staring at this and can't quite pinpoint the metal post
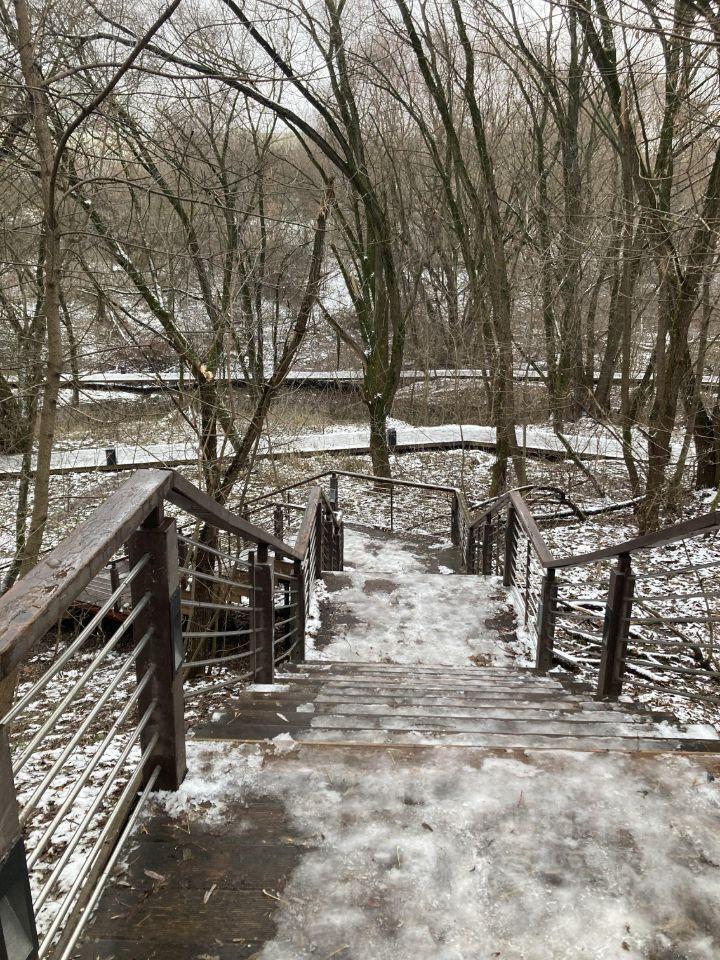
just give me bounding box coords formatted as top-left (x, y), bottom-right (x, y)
top-left (597, 554), bottom-right (635, 699)
top-left (128, 506), bottom-right (186, 791)
top-left (255, 561), bottom-right (275, 684)
top-left (502, 506), bottom-right (517, 588)
top-left (482, 515), bottom-right (493, 575)
top-left (294, 559), bottom-right (306, 660)
top-left (329, 473), bottom-right (339, 509)
top-left (0, 728), bottom-right (39, 960)
top-left (535, 569), bottom-right (558, 672)
top-left (389, 485), bottom-right (394, 532)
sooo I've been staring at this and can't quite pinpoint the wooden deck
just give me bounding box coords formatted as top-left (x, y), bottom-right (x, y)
top-left (76, 680), bottom-right (720, 959)
top-left (74, 528), bottom-right (720, 959)
top-left (75, 660), bottom-right (720, 959)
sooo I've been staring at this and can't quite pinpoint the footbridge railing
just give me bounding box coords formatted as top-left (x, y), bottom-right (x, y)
top-left (0, 469), bottom-right (342, 960)
top-left (471, 493), bottom-right (720, 708)
top-left (243, 468), bottom-right (581, 570)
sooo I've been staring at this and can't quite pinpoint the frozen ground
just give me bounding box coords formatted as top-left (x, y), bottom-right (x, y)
top-left (144, 738), bottom-right (720, 960)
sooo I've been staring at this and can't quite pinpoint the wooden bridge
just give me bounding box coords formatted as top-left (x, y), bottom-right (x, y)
top-left (0, 470), bottom-right (719, 958)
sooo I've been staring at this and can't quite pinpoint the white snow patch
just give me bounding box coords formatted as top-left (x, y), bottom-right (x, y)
top-left (142, 740), bottom-right (720, 960)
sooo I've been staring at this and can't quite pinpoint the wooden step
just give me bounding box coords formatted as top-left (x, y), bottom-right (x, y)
top-left (297, 727), bottom-right (718, 752)
top-left (308, 712), bottom-right (715, 738)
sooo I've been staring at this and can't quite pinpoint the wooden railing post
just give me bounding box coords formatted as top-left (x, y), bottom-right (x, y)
top-left (315, 502), bottom-right (323, 575)
top-left (482, 515), bottom-right (493, 575)
top-left (329, 472), bottom-right (339, 509)
top-left (322, 507), bottom-right (334, 571)
top-left (0, 727), bottom-right (39, 960)
top-left (464, 526), bottom-right (476, 573)
top-left (294, 559), bottom-right (306, 660)
top-left (597, 553), bottom-right (635, 699)
top-left (273, 504), bottom-right (284, 540)
top-left (450, 494), bottom-right (460, 546)
top-left (535, 568), bottom-right (557, 672)
top-left (128, 506), bottom-right (186, 791)
top-left (502, 506), bottom-right (518, 587)
top-left (255, 556), bottom-right (275, 684)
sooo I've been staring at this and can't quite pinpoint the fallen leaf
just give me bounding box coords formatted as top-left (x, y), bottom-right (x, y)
top-left (143, 870), bottom-right (165, 883)
top-left (204, 883), bottom-right (217, 904)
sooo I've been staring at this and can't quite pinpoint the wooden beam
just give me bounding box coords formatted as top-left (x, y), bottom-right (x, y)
top-left (0, 469), bottom-right (173, 679)
top-left (167, 472), bottom-right (300, 561)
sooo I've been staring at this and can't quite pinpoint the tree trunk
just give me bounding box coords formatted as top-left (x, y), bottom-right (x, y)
top-left (14, 0), bottom-right (63, 576)
top-left (368, 395), bottom-right (391, 478)
top-left (0, 374), bottom-right (24, 453)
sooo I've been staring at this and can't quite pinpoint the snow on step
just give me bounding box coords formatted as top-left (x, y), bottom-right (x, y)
top-left (286, 661), bottom-right (718, 750)
top-left (308, 714), bottom-right (715, 738)
top-left (315, 570), bottom-right (518, 666)
top-left (310, 702), bottom-right (658, 722)
top-left (298, 728), bottom-right (716, 751)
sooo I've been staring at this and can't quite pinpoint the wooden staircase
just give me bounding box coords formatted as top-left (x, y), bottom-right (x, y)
top-left (74, 524), bottom-right (720, 959)
top-left (195, 660), bottom-right (720, 753)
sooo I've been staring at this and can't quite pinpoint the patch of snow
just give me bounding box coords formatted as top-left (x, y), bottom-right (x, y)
top-left (142, 740), bottom-right (720, 960)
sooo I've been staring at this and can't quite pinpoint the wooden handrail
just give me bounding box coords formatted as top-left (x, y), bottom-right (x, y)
top-left (470, 484), bottom-right (586, 521)
top-left (0, 468), bottom-right (343, 957)
top-left (294, 488), bottom-right (322, 556)
top-left (482, 490), bottom-right (720, 572)
top-left (508, 492), bottom-right (555, 568)
top-left (549, 509), bottom-right (720, 569)
top-left (0, 469), bottom-right (173, 677)
top-left (243, 468), bottom-right (459, 507)
top-left (0, 468), bottom-right (315, 680)
top-left (167, 472), bottom-right (301, 561)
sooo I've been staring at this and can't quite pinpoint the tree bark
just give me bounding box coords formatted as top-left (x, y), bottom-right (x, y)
top-left (14, 0), bottom-right (63, 576)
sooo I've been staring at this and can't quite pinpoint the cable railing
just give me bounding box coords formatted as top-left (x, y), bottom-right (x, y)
top-left (0, 467), bottom-right (343, 958)
top-left (244, 470), bottom-right (583, 577)
top-left (470, 492), bottom-right (720, 708)
top-left (244, 468), bottom-right (473, 566)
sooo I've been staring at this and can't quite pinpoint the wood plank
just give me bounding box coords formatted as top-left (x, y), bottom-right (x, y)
top-left (79, 798), bottom-right (307, 956)
top-left (298, 728), bottom-right (720, 751)
top-left (307, 703), bottom-right (667, 723)
top-left (0, 469), bottom-right (173, 677)
top-left (308, 714), bottom-right (707, 737)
